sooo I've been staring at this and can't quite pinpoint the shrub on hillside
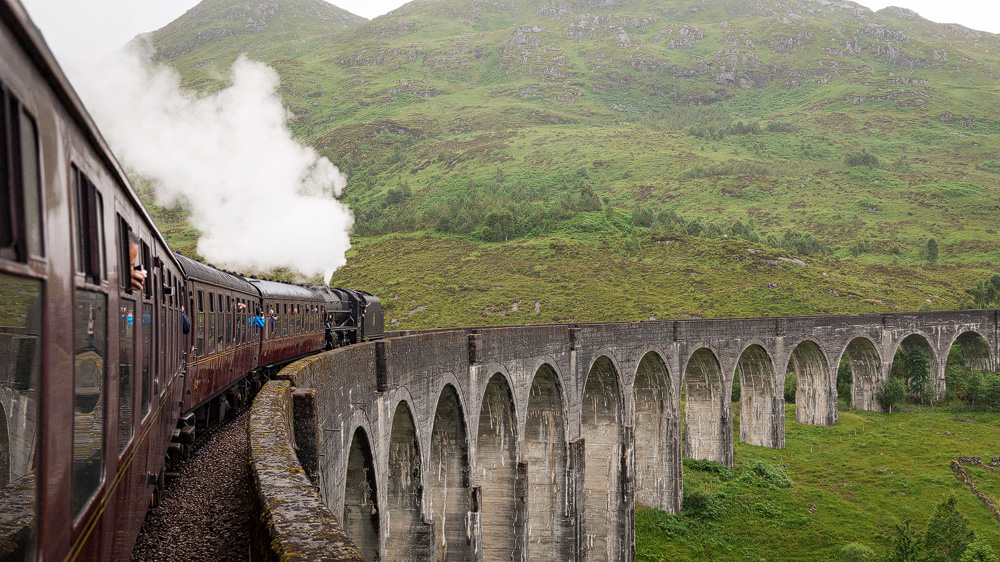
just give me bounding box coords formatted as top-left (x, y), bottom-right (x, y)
top-left (845, 150), bottom-right (880, 168)
top-left (839, 542), bottom-right (878, 562)
top-left (682, 459), bottom-right (735, 480)
top-left (961, 541), bottom-right (999, 562)
top-left (739, 459), bottom-right (793, 489)
top-left (682, 489), bottom-right (725, 520)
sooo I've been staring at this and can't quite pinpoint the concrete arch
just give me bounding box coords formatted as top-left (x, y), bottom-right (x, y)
top-left (839, 337), bottom-right (883, 412)
top-left (734, 344), bottom-right (783, 449)
top-left (787, 340), bottom-right (836, 426)
top-left (581, 355), bottom-right (623, 561)
top-left (524, 364), bottom-right (571, 558)
top-left (582, 351), bottom-right (626, 400)
top-left (385, 400), bottom-right (429, 560)
top-left (683, 347), bottom-right (732, 465)
top-left (476, 373), bottom-right (521, 562)
top-left (344, 427), bottom-right (379, 562)
top-left (633, 351), bottom-right (677, 511)
top-left (947, 331), bottom-right (993, 372)
top-left (429, 384), bottom-right (472, 561)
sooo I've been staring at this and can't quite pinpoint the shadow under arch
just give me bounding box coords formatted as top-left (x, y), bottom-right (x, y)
top-left (476, 373), bottom-right (520, 561)
top-left (683, 348), bottom-right (731, 465)
top-left (788, 340), bottom-right (835, 426)
top-left (633, 351), bottom-right (679, 511)
top-left (949, 331), bottom-right (993, 372)
top-left (735, 344), bottom-right (783, 449)
top-left (890, 333), bottom-right (937, 400)
top-left (841, 337), bottom-right (882, 412)
top-left (344, 427), bottom-right (379, 562)
top-left (429, 384), bottom-right (472, 561)
top-left (582, 355), bottom-right (624, 560)
top-left (524, 364), bottom-right (571, 557)
top-left (386, 400), bottom-right (430, 560)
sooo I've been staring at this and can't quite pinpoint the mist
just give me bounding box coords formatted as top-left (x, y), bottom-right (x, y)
top-left (73, 43), bottom-right (353, 281)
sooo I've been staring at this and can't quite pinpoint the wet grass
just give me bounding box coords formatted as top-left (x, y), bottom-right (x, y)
top-left (636, 405), bottom-right (1000, 561)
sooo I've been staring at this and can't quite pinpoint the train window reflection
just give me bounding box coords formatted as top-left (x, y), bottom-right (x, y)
top-left (0, 272), bottom-right (41, 556)
top-left (141, 303), bottom-right (152, 417)
top-left (118, 299), bottom-right (135, 453)
top-left (73, 289), bottom-right (106, 518)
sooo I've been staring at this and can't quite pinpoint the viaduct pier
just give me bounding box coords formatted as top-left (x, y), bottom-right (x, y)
top-left (246, 309), bottom-right (997, 561)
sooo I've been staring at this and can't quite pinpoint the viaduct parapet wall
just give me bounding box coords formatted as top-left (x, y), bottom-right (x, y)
top-left (265, 310), bottom-right (998, 561)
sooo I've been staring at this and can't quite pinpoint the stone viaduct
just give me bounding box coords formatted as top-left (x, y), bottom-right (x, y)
top-left (252, 309), bottom-right (998, 562)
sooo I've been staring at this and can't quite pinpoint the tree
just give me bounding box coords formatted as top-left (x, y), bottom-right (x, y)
top-left (887, 520), bottom-right (921, 562)
top-left (876, 378), bottom-right (907, 412)
top-left (960, 541), bottom-right (999, 562)
top-left (898, 347), bottom-right (934, 403)
top-left (922, 496), bottom-right (975, 562)
top-left (926, 238), bottom-right (939, 265)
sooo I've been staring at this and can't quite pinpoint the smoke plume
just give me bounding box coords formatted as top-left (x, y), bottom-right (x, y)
top-left (73, 43), bottom-right (352, 280)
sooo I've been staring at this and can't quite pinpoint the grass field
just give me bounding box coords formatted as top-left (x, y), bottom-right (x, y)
top-left (636, 404), bottom-right (1000, 561)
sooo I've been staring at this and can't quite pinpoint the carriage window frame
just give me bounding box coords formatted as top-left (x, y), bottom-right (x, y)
top-left (1, 84), bottom-right (45, 263)
top-left (73, 167), bottom-right (105, 285)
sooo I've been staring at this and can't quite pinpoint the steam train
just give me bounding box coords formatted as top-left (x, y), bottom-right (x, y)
top-left (0, 1), bottom-right (382, 560)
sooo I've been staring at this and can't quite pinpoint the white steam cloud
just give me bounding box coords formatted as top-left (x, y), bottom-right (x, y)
top-left (74, 44), bottom-right (352, 280)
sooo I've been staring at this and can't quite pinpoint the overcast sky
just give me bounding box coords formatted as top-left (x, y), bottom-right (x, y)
top-left (19, 0), bottom-right (1000, 70)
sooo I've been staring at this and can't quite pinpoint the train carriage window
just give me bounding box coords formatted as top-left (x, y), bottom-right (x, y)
top-left (141, 302), bottom-right (152, 417)
top-left (72, 290), bottom-right (107, 517)
top-left (19, 108), bottom-right (42, 258)
top-left (0, 83), bottom-right (11, 254)
top-left (225, 296), bottom-right (232, 349)
top-left (118, 299), bottom-right (135, 454)
top-left (217, 294), bottom-right (224, 349)
top-left (196, 291), bottom-right (205, 356)
top-left (283, 304), bottom-right (288, 336)
top-left (207, 293), bottom-right (216, 355)
top-left (73, 168), bottom-right (105, 284)
top-left (1, 87), bottom-right (44, 262)
top-left (141, 242), bottom-right (151, 299)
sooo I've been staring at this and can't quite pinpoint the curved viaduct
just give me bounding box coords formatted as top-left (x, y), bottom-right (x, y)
top-left (262, 309), bottom-right (997, 562)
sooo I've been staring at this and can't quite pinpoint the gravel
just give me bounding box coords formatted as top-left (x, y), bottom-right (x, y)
top-left (131, 410), bottom-right (251, 562)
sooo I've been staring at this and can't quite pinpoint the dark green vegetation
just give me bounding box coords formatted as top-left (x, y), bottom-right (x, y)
top-left (636, 406), bottom-right (1000, 562)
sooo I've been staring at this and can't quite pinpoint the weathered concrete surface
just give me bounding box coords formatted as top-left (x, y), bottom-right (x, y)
top-left (249, 380), bottom-right (363, 562)
top-left (259, 309), bottom-right (999, 561)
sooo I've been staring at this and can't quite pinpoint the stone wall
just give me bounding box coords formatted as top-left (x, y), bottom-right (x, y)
top-left (248, 379), bottom-right (363, 562)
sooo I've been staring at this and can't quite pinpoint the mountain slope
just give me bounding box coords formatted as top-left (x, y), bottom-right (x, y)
top-left (136, 0), bottom-right (1000, 316)
top-left (145, 0), bottom-right (366, 87)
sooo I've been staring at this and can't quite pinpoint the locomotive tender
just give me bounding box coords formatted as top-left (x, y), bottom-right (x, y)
top-left (0, 1), bottom-right (382, 559)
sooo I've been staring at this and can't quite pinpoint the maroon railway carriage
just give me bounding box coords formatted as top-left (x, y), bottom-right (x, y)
top-left (247, 279), bottom-right (326, 367)
top-left (0, 0), bottom-right (187, 559)
top-left (176, 254), bottom-right (260, 433)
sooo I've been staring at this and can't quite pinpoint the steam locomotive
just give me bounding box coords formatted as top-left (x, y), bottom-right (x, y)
top-left (0, 1), bottom-right (382, 559)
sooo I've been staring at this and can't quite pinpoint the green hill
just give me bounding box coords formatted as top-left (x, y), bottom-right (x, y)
top-left (137, 0), bottom-right (1000, 324)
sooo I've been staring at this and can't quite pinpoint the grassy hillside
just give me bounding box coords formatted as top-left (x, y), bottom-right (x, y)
top-left (147, 0), bottom-right (1000, 262)
top-left (637, 404), bottom-right (1000, 561)
top-left (326, 232), bottom-right (986, 329)
top-left (138, 0), bottom-right (1000, 312)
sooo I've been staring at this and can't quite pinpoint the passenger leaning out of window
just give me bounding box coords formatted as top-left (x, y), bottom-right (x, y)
top-left (128, 231), bottom-right (147, 291)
